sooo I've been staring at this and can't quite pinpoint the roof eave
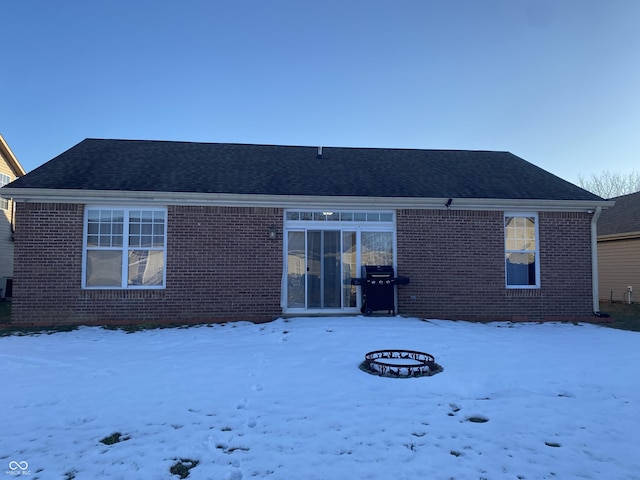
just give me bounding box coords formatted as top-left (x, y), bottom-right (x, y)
top-left (0, 134), bottom-right (26, 176)
top-left (597, 231), bottom-right (640, 242)
top-left (0, 188), bottom-right (615, 212)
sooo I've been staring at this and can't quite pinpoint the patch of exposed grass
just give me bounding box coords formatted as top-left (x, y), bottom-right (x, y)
top-left (0, 323), bottom-right (78, 337)
top-left (215, 443), bottom-right (250, 454)
top-left (599, 302), bottom-right (640, 332)
top-left (225, 446), bottom-right (250, 453)
top-left (170, 459), bottom-right (199, 479)
top-left (99, 432), bottom-right (130, 445)
top-left (466, 416), bottom-right (489, 423)
top-left (101, 323), bottom-right (199, 333)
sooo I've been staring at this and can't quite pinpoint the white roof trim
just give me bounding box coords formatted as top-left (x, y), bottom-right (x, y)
top-left (0, 134), bottom-right (26, 176)
top-left (597, 231), bottom-right (640, 242)
top-left (1, 188), bottom-right (614, 212)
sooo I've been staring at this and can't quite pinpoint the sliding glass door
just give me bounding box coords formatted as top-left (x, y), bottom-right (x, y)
top-left (307, 230), bottom-right (341, 308)
top-left (284, 210), bottom-right (395, 313)
top-left (286, 230), bottom-right (355, 310)
top-left (286, 231), bottom-right (306, 308)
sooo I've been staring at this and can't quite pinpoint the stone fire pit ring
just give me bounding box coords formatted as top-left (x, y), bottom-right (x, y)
top-left (362, 349), bottom-right (442, 377)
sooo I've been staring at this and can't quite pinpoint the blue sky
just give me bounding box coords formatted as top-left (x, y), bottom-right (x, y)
top-left (2, 0), bottom-right (639, 184)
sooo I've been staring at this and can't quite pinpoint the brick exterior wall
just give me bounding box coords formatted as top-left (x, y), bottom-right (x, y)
top-left (11, 203), bottom-right (283, 325)
top-left (10, 203), bottom-right (595, 326)
top-left (396, 209), bottom-right (595, 321)
top-left (12, 203), bottom-right (85, 323)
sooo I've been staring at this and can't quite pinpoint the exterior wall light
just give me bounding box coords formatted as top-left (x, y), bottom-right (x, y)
top-left (268, 225), bottom-right (277, 239)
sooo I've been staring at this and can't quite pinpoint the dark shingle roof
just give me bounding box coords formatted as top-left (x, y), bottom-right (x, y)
top-left (5, 139), bottom-right (603, 201)
top-left (598, 191), bottom-right (640, 236)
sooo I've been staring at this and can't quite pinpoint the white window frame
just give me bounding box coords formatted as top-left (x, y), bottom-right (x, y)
top-left (504, 212), bottom-right (540, 289)
top-left (82, 206), bottom-right (167, 289)
top-left (282, 210), bottom-right (397, 313)
top-left (0, 173), bottom-right (10, 210)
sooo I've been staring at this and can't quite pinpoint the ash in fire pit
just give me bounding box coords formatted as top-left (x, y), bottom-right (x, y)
top-left (361, 349), bottom-right (442, 378)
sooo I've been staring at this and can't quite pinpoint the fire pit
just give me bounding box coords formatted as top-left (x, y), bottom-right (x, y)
top-left (361, 349), bottom-right (442, 377)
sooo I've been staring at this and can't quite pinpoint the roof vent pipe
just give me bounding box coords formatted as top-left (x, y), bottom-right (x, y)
top-left (317, 146), bottom-right (323, 159)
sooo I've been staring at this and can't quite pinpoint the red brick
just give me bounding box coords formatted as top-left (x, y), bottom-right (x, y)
top-left (10, 204), bottom-right (596, 325)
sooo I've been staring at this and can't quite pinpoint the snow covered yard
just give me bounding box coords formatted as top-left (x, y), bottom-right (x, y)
top-left (1, 317), bottom-right (639, 480)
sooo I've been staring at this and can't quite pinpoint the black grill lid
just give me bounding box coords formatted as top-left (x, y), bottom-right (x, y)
top-left (362, 265), bottom-right (395, 277)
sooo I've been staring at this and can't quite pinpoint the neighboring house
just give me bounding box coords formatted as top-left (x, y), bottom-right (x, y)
top-left (0, 134), bottom-right (26, 299)
top-left (597, 191), bottom-right (640, 303)
top-left (0, 139), bottom-right (612, 326)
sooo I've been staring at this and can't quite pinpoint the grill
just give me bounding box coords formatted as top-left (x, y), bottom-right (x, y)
top-left (351, 265), bottom-right (410, 315)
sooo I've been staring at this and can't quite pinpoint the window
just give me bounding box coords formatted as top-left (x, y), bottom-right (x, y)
top-left (83, 208), bottom-right (166, 288)
top-left (0, 173), bottom-right (10, 210)
top-left (285, 210), bottom-right (394, 223)
top-left (505, 214), bottom-right (539, 288)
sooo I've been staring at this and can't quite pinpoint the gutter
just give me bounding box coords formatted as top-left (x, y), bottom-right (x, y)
top-left (0, 187), bottom-right (615, 212)
top-left (591, 206), bottom-right (604, 316)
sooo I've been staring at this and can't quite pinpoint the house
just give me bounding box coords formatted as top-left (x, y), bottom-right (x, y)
top-left (0, 134), bottom-right (26, 300)
top-left (0, 139), bottom-right (613, 326)
top-left (597, 190), bottom-right (640, 303)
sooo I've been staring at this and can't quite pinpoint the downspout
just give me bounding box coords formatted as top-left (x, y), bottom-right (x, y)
top-left (591, 207), bottom-right (605, 316)
top-left (10, 197), bottom-right (16, 240)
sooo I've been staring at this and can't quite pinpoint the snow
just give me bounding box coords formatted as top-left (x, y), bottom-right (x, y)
top-left (1, 316), bottom-right (639, 479)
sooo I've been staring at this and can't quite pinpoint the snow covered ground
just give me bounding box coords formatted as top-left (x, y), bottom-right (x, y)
top-left (1, 317), bottom-right (639, 480)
